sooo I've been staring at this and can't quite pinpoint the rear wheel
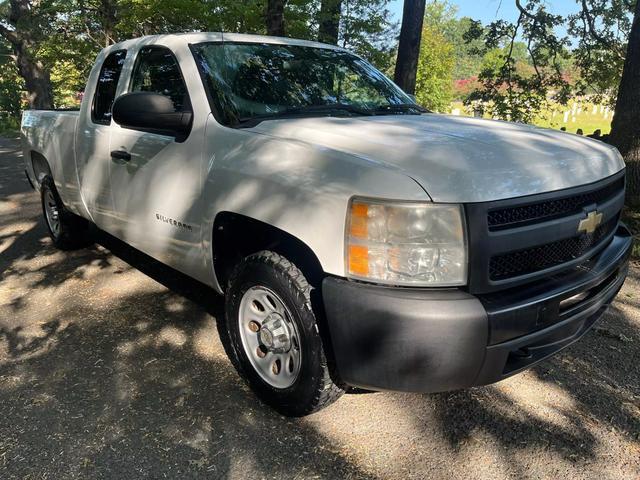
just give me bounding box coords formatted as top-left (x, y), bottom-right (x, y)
top-left (40, 176), bottom-right (92, 250)
top-left (224, 251), bottom-right (343, 416)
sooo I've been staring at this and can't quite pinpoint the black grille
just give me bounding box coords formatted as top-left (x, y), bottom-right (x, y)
top-left (489, 217), bottom-right (619, 281)
top-left (487, 177), bottom-right (624, 230)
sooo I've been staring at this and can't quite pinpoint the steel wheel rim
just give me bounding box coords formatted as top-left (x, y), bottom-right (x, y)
top-left (238, 286), bottom-right (302, 389)
top-left (43, 189), bottom-right (61, 239)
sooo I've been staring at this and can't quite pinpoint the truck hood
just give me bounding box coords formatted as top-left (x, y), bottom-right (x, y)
top-left (250, 114), bottom-right (625, 203)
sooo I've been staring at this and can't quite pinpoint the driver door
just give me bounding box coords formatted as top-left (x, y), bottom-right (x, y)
top-left (108, 45), bottom-right (202, 267)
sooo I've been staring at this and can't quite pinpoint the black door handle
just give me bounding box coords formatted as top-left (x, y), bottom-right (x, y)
top-left (111, 150), bottom-right (131, 162)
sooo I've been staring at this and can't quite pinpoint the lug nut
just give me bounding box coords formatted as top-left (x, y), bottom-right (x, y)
top-left (248, 321), bottom-right (260, 333)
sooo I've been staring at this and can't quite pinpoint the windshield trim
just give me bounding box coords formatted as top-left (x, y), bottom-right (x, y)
top-left (189, 40), bottom-right (421, 129)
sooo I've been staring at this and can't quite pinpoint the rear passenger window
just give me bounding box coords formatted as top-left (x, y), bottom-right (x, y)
top-left (130, 46), bottom-right (190, 112)
top-left (92, 50), bottom-right (127, 125)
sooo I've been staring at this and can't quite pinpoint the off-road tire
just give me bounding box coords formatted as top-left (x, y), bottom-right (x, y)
top-left (224, 251), bottom-right (343, 416)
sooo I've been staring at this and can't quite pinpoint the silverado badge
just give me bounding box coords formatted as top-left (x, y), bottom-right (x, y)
top-left (577, 210), bottom-right (603, 234)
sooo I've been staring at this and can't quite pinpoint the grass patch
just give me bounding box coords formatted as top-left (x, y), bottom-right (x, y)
top-left (448, 100), bottom-right (612, 136)
top-left (622, 207), bottom-right (640, 260)
top-left (533, 101), bottom-right (612, 136)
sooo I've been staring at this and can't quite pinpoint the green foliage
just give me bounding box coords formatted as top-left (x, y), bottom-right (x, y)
top-left (450, 17), bottom-right (485, 80)
top-left (339, 0), bottom-right (396, 72)
top-left (1, 0), bottom-right (396, 109)
top-left (49, 60), bottom-right (85, 108)
top-left (419, 1), bottom-right (486, 103)
top-left (462, 1), bottom-right (636, 125)
top-left (479, 43), bottom-right (533, 81)
top-left (286, 0), bottom-right (322, 40)
top-left (0, 115), bottom-right (19, 136)
top-left (463, 1), bottom-right (572, 123)
top-left (423, 1), bottom-right (484, 80)
top-left (0, 42), bottom-right (21, 135)
top-left (415, 25), bottom-right (454, 112)
top-left (568, 0), bottom-right (636, 105)
top-left (0, 42), bottom-right (23, 116)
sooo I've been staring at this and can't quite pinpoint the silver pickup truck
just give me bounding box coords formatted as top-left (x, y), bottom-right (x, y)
top-left (21, 33), bottom-right (632, 416)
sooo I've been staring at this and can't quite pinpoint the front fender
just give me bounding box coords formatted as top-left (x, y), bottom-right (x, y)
top-left (201, 118), bottom-right (429, 291)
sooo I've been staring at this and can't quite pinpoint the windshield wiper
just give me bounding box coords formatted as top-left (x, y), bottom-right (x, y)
top-left (372, 103), bottom-right (429, 115)
top-left (237, 103), bottom-right (374, 127)
top-left (285, 104), bottom-right (375, 116)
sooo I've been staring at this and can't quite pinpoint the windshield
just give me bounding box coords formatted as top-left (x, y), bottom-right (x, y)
top-left (191, 42), bottom-right (422, 127)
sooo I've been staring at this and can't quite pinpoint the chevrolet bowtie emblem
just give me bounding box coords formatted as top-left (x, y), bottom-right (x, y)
top-left (577, 210), bottom-right (603, 234)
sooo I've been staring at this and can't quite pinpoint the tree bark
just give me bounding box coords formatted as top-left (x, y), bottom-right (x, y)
top-left (0, 0), bottom-right (54, 109)
top-left (14, 41), bottom-right (54, 109)
top-left (266, 0), bottom-right (286, 36)
top-left (609, 1), bottom-right (640, 205)
top-left (318, 0), bottom-right (342, 44)
top-left (98, 0), bottom-right (118, 47)
top-left (393, 0), bottom-right (426, 95)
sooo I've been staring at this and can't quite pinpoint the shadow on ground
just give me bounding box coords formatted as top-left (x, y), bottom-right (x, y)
top-left (1, 137), bottom-right (639, 479)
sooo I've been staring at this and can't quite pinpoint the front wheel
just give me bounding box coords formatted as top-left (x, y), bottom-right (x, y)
top-left (224, 251), bottom-right (343, 416)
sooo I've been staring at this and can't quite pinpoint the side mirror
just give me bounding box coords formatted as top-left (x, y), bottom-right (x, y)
top-left (112, 92), bottom-right (192, 140)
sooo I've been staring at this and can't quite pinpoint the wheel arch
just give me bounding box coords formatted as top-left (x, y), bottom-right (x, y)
top-left (212, 211), bottom-right (326, 292)
top-left (213, 211), bottom-right (346, 389)
top-left (30, 150), bottom-right (53, 187)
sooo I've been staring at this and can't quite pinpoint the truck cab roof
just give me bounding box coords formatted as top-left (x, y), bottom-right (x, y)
top-left (104, 32), bottom-right (346, 56)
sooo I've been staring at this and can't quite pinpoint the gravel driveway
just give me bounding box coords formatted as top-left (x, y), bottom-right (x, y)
top-left (1, 137), bottom-right (639, 479)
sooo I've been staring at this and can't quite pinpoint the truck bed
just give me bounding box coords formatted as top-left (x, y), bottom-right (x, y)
top-left (22, 110), bottom-right (82, 214)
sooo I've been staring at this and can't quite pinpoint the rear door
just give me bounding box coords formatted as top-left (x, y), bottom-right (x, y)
top-left (75, 49), bottom-right (128, 229)
top-left (108, 45), bottom-right (202, 268)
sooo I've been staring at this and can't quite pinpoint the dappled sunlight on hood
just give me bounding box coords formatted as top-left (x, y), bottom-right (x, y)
top-left (251, 114), bottom-right (625, 202)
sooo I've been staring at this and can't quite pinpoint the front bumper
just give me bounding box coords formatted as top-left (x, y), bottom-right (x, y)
top-left (322, 224), bottom-right (632, 392)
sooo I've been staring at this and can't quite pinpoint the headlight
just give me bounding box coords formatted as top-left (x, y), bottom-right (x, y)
top-left (346, 198), bottom-right (467, 286)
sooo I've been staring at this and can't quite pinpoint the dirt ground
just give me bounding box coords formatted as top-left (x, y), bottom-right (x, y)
top-left (1, 137), bottom-right (639, 479)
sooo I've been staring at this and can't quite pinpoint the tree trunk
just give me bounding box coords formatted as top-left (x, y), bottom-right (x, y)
top-left (318, 0), bottom-right (342, 44)
top-left (14, 42), bottom-right (54, 109)
top-left (393, 0), bottom-right (426, 95)
top-left (98, 0), bottom-right (118, 47)
top-left (0, 0), bottom-right (54, 109)
top-left (610, 1), bottom-right (640, 205)
top-left (266, 0), bottom-right (286, 36)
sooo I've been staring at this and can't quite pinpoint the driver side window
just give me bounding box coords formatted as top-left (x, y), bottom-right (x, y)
top-left (130, 46), bottom-right (190, 112)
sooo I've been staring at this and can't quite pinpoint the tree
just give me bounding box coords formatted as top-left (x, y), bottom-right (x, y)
top-left (0, 0), bottom-right (54, 109)
top-left (285, 0), bottom-right (319, 40)
top-left (266, 0), bottom-right (286, 36)
top-left (393, 0), bottom-right (426, 94)
top-left (316, 0), bottom-right (397, 70)
top-left (465, 0), bottom-right (639, 201)
top-left (422, 2), bottom-right (485, 81)
top-left (568, 0), bottom-right (634, 104)
top-left (448, 17), bottom-right (485, 80)
top-left (0, 40), bottom-right (23, 116)
top-left (340, 0), bottom-right (396, 71)
top-left (463, 0), bottom-right (571, 123)
top-left (318, 0), bottom-right (341, 44)
top-left (609, 1), bottom-right (640, 204)
top-left (0, 0), bottom-right (398, 112)
top-left (415, 24), bottom-right (454, 111)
